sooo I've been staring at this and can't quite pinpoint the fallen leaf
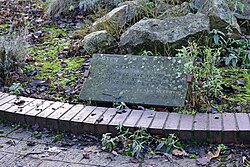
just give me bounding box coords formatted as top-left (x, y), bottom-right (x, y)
top-left (47, 147), bottom-right (62, 153)
top-left (30, 79), bottom-right (51, 87)
top-left (196, 147), bottom-right (221, 165)
top-left (26, 141), bottom-right (36, 147)
top-left (172, 149), bottom-right (188, 156)
top-left (84, 146), bottom-right (100, 153)
top-left (111, 150), bottom-right (119, 156)
top-left (82, 153), bottom-right (90, 159)
top-left (14, 100), bottom-right (25, 105)
top-left (236, 80), bottom-right (246, 86)
top-left (6, 139), bottom-right (16, 146)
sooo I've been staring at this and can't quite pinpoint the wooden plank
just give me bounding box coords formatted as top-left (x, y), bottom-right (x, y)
top-left (71, 106), bottom-right (96, 122)
top-left (0, 95), bottom-right (16, 106)
top-left (84, 107), bottom-right (109, 124)
top-left (26, 100), bottom-right (54, 116)
top-left (70, 106), bottom-right (96, 134)
top-left (109, 109), bottom-right (131, 126)
top-left (136, 110), bottom-right (156, 128)
top-left (0, 93), bottom-right (9, 100)
top-left (60, 104), bottom-right (85, 121)
top-left (46, 103), bottom-right (74, 131)
top-left (83, 107), bottom-right (108, 132)
top-left (164, 113), bottom-right (181, 130)
top-left (36, 101), bottom-right (64, 118)
top-left (0, 98), bottom-right (19, 111)
top-left (47, 103), bottom-right (73, 119)
top-left (6, 98), bottom-right (35, 113)
top-left (123, 110), bottom-right (144, 128)
top-left (58, 105), bottom-right (85, 131)
top-left (25, 100), bottom-right (54, 126)
top-left (96, 108), bottom-right (118, 125)
top-left (15, 99), bottom-right (45, 124)
top-left (150, 112), bottom-right (168, 129)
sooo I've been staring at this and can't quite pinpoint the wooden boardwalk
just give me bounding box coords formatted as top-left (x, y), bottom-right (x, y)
top-left (0, 92), bottom-right (249, 143)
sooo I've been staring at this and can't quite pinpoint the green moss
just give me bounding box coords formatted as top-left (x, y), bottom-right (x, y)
top-left (219, 67), bottom-right (250, 112)
top-left (0, 24), bottom-right (9, 30)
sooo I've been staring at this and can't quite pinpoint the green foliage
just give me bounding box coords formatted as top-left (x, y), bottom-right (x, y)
top-left (139, 50), bottom-right (161, 56)
top-left (177, 42), bottom-right (223, 106)
top-left (209, 29), bottom-right (250, 67)
top-left (229, 0), bottom-right (245, 13)
top-left (101, 126), bottom-right (182, 159)
top-left (155, 133), bottom-right (183, 154)
top-left (12, 124), bottom-right (21, 130)
top-left (189, 154), bottom-right (199, 159)
top-left (52, 134), bottom-right (63, 142)
top-left (218, 144), bottom-right (227, 151)
top-left (9, 83), bottom-right (22, 95)
top-left (0, 34), bottom-right (28, 84)
top-left (31, 131), bottom-right (43, 139)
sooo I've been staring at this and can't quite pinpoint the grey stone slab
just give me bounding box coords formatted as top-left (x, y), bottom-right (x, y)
top-left (0, 151), bottom-right (7, 160)
top-left (7, 129), bottom-right (33, 140)
top-left (0, 137), bottom-right (16, 152)
top-left (79, 151), bottom-right (112, 166)
top-left (38, 161), bottom-right (69, 167)
top-left (8, 156), bottom-right (43, 167)
top-left (0, 153), bottom-right (20, 167)
top-left (80, 54), bottom-right (192, 107)
top-left (0, 125), bottom-right (14, 137)
top-left (6, 140), bottom-right (39, 155)
top-left (54, 148), bottom-right (83, 163)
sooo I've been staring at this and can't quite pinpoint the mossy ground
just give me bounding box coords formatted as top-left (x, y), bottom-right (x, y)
top-left (216, 68), bottom-right (250, 112)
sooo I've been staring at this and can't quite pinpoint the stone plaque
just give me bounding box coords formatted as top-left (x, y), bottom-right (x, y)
top-left (79, 54), bottom-right (192, 107)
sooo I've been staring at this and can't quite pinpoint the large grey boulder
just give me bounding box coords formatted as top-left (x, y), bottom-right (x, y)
top-left (119, 13), bottom-right (210, 54)
top-left (193, 0), bottom-right (250, 21)
top-left (93, 1), bottom-right (138, 34)
top-left (197, 0), bottom-right (241, 32)
top-left (83, 30), bottom-right (117, 54)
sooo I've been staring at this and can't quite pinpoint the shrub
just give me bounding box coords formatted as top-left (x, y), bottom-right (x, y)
top-left (46, 0), bottom-right (123, 18)
top-left (0, 33), bottom-right (28, 85)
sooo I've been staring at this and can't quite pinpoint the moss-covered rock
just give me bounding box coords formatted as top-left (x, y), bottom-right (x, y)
top-left (83, 30), bottom-right (117, 54)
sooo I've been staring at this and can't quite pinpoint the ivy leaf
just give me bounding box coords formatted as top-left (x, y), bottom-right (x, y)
top-left (213, 34), bottom-right (219, 45)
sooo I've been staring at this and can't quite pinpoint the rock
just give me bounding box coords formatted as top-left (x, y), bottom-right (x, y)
top-left (157, 2), bottom-right (191, 19)
top-left (227, 0), bottom-right (250, 21)
top-left (93, 1), bottom-right (138, 35)
top-left (191, 0), bottom-right (205, 11)
top-left (198, 0), bottom-right (241, 33)
top-left (119, 13), bottom-right (209, 54)
top-left (83, 30), bottom-right (117, 54)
